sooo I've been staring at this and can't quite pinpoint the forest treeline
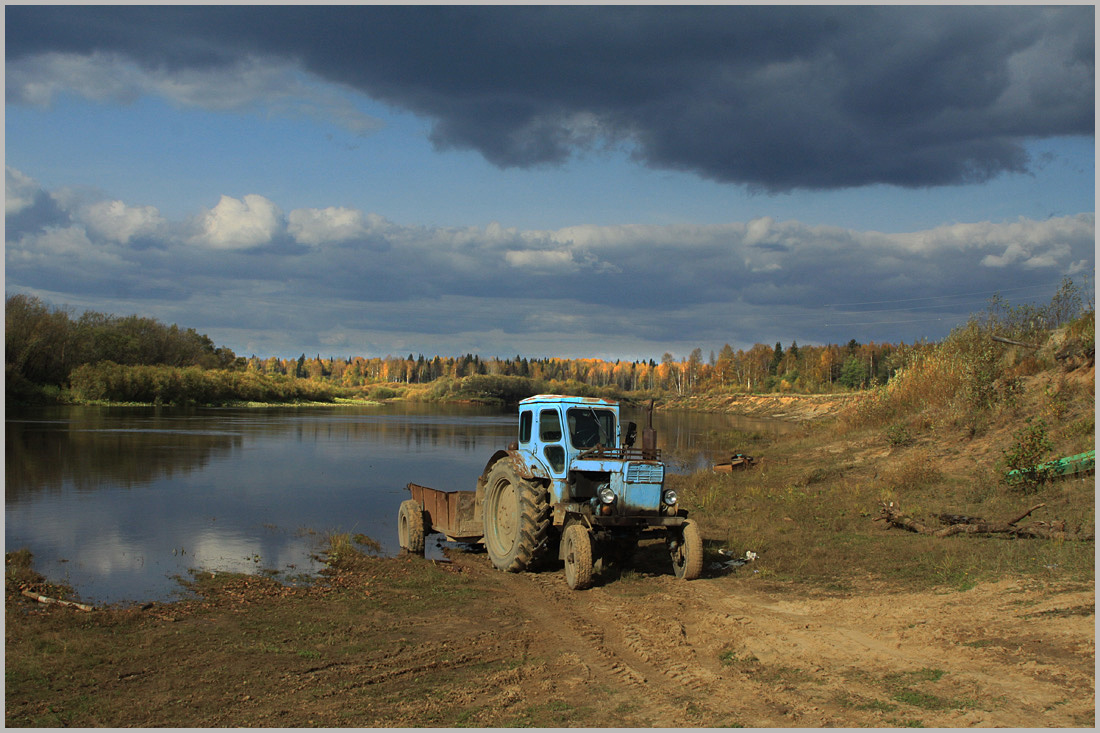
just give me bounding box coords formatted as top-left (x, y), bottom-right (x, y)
top-left (5, 279), bottom-right (1090, 406)
top-left (5, 294), bottom-right (330, 405)
top-left (251, 338), bottom-right (901, 395)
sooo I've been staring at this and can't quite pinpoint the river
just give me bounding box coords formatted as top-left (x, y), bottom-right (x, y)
top-left (5, 402), bottom-right (793, 604)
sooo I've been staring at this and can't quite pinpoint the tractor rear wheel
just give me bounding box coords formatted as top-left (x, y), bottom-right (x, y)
top-left (669, 519), bottom-right (703, 580)
top-left (482, 460), bottom-right (549, 572)
top-left (397, 499), bottom-right (426, 555)
top-left (562, 523), bottom-right (594, 590)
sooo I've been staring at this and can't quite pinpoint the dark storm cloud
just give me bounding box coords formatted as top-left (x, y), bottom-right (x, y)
top-left (7, 5), bottom-right (1093, 191)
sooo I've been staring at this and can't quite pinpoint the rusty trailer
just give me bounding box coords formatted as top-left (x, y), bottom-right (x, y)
top-left (406, 482), bottom-right (483, 543)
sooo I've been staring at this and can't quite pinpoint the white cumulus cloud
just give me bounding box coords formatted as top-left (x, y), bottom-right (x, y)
top-left (80, 199), bottom-right (165, 244)
top-left (11, 225), bottom-right (125, 266)
top-left (287, 206), bottom-right (371, 246)
top-left (505, 248), bottom-right (578, 272)
top-left (5, 167), bottom-right (41, 216)
top-left (194, 194), bottom-right (283, 250)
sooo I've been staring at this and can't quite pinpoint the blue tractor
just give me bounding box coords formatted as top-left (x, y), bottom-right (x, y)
top-left (398, 395), bottom-right (703, 589)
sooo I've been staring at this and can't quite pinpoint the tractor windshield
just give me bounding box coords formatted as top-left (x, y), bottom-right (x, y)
top-left (566, 407), bottom-right (616, 449)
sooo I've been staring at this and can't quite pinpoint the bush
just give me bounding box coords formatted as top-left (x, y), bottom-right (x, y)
top-left (885, 423), bottom-right (915, 447)
top-left (68, 362), bottom-right (334, 405)
top-left (369, 385), bottom-right (399, 400)
top-left (839, 281), bottom-right (1092, 433)
top-left (883, 449), bottom-right (943, 494)
top-left (453, 374), bottom-right (539, 404)
top-left (424, 377), bottom-right (457, 401)
top-left (1002, 418), bottom-right (1054, 492)
top-left (5, 295), bottom-right (239, 392)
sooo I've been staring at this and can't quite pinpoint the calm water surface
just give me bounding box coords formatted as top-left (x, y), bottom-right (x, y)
top-left (5, 402), bottom-right (792, 604)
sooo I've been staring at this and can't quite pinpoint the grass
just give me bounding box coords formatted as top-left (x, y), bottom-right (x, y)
top-left (680, 455), bottom-right (1093, 590)
top-left (716, 647), bottom-right (819, 689)
top-left (669, 313), bottom-right (1095, 593)
top-left (6, 540), bottom-right (507, 727)
top-left (508, 699), bottom-right (594, 727)
top-left (836, 667), bottom-right (978, 721)
top-left (6, 299), bottom-right (1093, 728)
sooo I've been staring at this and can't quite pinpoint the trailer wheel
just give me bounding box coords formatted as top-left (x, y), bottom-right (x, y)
top-left (397, 499), bottom-right (426, 555)
top-left (669, 519), bottom-right (703, 580)
top-left (482, 460), bottom-right (549, 573)
top-left (562, 523), bottom-right (594, 591)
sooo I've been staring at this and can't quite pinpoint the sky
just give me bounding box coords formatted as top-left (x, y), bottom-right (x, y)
top-left (4, 4), bottom-right (1095, 362)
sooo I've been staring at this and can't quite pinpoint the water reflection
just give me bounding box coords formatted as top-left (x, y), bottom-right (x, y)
top-left (6, 411), bottom-right (242, 497)
top-left (637, 407), bottom-right (799, 472)
top-left (5, 402), bottom-right (790, 605)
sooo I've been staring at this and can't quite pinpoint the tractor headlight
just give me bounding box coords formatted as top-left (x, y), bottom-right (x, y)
top-left (598, 485), bottom-right (616, 504)
top-left (663, 489), bottom-right (678, 506)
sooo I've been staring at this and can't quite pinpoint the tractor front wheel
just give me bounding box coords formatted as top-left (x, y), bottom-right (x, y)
top-left (668, 519), bottom-right (703, 580)
top-left (562, 523), bottom-right (594, 590)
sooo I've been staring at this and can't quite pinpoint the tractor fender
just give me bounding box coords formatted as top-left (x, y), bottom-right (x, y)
top-left (477, 449), bottom-right (548, 488)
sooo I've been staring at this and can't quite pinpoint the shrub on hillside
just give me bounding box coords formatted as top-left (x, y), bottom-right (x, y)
top-left (453, 374), bottom-right (539, 403)
top-left (68, 362), bottom-right (333, 405)
top-left (840, 281), bottom-right (1093, 432)
top-left (369, 385), bottom-right (399, 400)
top-left (1001, 418), bottom-right (1054, 493)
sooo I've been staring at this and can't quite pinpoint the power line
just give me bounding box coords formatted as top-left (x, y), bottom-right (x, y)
top-left (822, 280), bottom-right (1064, 308)
top-left (824, 316), bottom-right (951, 327)
top-left (826, 297), bottom-right (995, 317)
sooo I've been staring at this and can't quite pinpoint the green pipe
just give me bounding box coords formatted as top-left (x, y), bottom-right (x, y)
top-left (1006, 449), bottom-right (1095, 484)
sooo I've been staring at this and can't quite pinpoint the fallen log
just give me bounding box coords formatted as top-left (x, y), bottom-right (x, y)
top-left (20, 589), bottom-right (95, 612)
top-left (877, 502), bottom-right (1093, 541)
top-left (937, 513), bottom-right (985, 526)
top-left (991, 335), bottom-right (1040, 349)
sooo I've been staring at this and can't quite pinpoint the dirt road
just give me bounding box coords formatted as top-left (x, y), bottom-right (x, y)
top-left (425, 545), bottom-right (1094, 728)
top-left (6, 544), bottom-right (1094, 727)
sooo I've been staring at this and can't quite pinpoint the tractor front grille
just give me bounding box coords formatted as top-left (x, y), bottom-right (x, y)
top-left (625, 462), bottom-right (664, 484)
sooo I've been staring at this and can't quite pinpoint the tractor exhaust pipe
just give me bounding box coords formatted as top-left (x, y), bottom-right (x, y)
top-left (642, 399), bottom-right (657, 459)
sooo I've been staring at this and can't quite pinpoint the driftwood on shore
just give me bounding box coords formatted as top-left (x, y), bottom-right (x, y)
top-left (20, 589), bottom-right (95, 612)
top-left (877, 502), bottom-right (1094, 541)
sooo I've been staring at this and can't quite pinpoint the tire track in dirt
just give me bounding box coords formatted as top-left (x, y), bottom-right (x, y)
top-left (523, 570), bottom-right (650, 687)
top-left (471, 558), bottom-right (785, 725)
top-left (279, 629), bottom-right (513, 697)
top-left (445, 549), bottom-right (1092, 727)
top-left (681, 577), bottom-right (1095, 727)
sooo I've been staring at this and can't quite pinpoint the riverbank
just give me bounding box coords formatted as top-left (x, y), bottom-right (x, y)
top-left (17, 385), bottom-right (856, 421)
top-left (658, 391), bottom-right (858, 421)
top-left (6, 346), bottom-right (1094, 726)
top-left (6, 540), bottom-right (1093, 727)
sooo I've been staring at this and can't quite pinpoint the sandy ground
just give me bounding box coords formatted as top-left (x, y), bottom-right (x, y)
top-left (6, 539), bottom-right (1093, 728)
top-left (662, 392), bottom-right (859, 422)
top-left (427, 546), bottom-right (1095, 728)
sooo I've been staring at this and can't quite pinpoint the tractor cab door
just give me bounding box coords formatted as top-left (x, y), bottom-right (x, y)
top-left (536, 408), bottom-right (568, 479)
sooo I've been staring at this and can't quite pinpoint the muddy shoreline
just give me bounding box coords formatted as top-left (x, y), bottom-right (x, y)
top-left (6, 546), bottom-right (1093, 727)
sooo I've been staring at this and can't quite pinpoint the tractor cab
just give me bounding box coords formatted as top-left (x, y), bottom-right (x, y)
top-left (516, 395), bottom-right (671, 518)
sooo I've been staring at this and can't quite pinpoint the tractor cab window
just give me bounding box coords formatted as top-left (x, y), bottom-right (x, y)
top-left (567, 408), bottom-right (616, 449)
top-left (519, 410), bottom-right (533, 444)
top-left (538, 409), bottom-right (565, 473)
top-left (544, 445), bottom-right (565, 473)
top-left (539, 409), bottom-right (562, 442)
